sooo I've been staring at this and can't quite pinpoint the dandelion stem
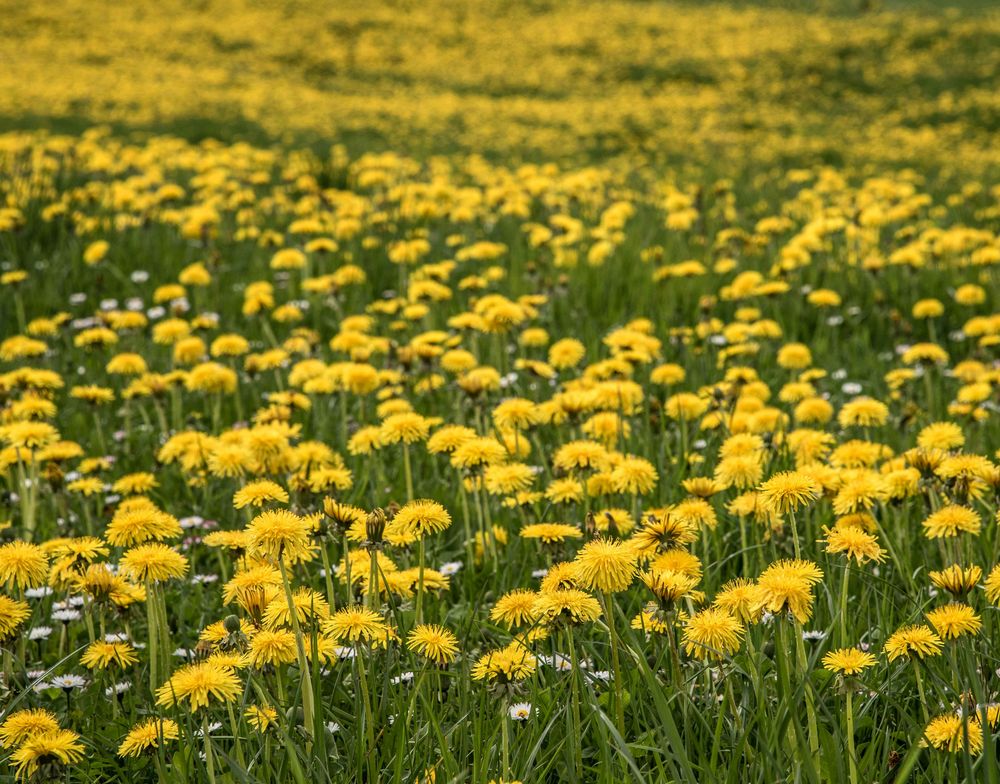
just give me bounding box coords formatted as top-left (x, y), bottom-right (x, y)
top-left (227, 701), bottom-right (246, 770)
top-left (356, 647), bottom-right (377, 782)
top-left (402, 442), bottom-right (414, 502)
top-left (913, 661), bottom-right (930, 723)
top-left (320, 543), bottom-right (336, 610)
top-left (415, 535), bottom-right (426, 624)
top-left (601, 591), bottom-right (626, 738)
top-left (144, 584), bottom-right (158, 692)
top-left (278, 558), bottom-right (315, 740)
top-left (502, 693), bottom-right (512, 780)
top-left (203, 716), bottom-right (217, 784)
top-left (846, 688), bottom-right (858, 784)
top-left (839, 565), bottom-right (851, 646)
top-left (787, 510), bottom-right (801, 560)
top-left (459, 480), bottom-right (475, 578)
top-left (566, 626), bottom-right (584, 781)
top-left (793, 620), bottom-right (820, 763)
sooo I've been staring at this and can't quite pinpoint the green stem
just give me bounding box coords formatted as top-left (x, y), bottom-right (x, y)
top-left (502, 694), bottom-right (512, 780)
top-left (793, 620), bottom-right (820, 763)
top-left (367, 549), bottom-right (379, 610)
top-left (356, 649), bottom-right (377, 782)
top-left (415, 536), bottom-right (426, 624)
top-left (459, 481), bottom-right (475, 579)
top-left (402, 442), bottom-right (414, 502)
top-left (567, 626), bottom-right (584, 781)
top-left (343, 533), bottom-right (353, 607)
top-left (203, 717), bottom-right (217, 784)
top-left (146, 583), bottom-right (158, 693)
top-left (320, 543), bottom-right (336, 610)
top-left (227, 701), bottom-right (246, 770)
top-left (846, 689), bottom-right (858, 784)
top-left (913, 661), bottom-right (930, 723)
top-left (602, 592), bottom-right (626, 738)
top-left (839, 566), bottom-right (850, 647)
top-left (775, 620), bottom-right (799, 767)
top-left (278, 559), bottom-right (315, 740)
top-left (788, 510), bottom-right (801, 559)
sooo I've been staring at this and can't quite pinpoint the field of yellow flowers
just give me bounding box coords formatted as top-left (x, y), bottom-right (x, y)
top-left (1, 1), bottom-right (1000, 782)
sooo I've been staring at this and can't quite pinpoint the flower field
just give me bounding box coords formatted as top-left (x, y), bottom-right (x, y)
top-left (1, 1), bottom-right (1000, 782)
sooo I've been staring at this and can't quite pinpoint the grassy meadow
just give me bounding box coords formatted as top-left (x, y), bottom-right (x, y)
top-left (1, 1), bottom-right (1000, 782)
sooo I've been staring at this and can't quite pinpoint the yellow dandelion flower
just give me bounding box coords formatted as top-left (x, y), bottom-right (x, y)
top-left (573, 538), bottom-right (637, 593)
top-left (925, 603), bottom-right (981, 640)
top-left (921, 713), bottom-right (983, 755)
top-left (407, 624), bottom-right (460, 664)
top-left (11, 729), bottom-right (84, 780)
top-left (471, 643), bottom-right (537, 684)
top-left (682, 608), bottom-right (744, 660)
top-left (81, 640), bottom-right (139, 670)
top-left (0, 541), bottom-right (49, 590)
top-left (155, 660), bottom-right (241, 712)
top-left (822, 647), bottom-right (876, 676)
top-left (533, 589), bottom-right (602, 626)
top-left (884, 624), bottom-right (943, 661)
top-left (392, 499), bottom-right (452, 538)
top-left (756, 559), bottom-right (823, 623)
top-left (0, 709), bottom-right (59, 749)
top-left (323, 606), bottom-right (392, 645)
top-left (922, 505), bottom-right (981, 539)
top-left (759, 471), bottom-right (821, 514)
top-left (233, 480), bottom-right (289, 509)
top-left (245, 705), bottom-right (278, 732)
top-left (823, 526), bottom-right (886, 564)
top-left (246, 509), bottom-right (313, 563)
top-left (119, 544), bottom-right (188, 583)
top-left (243, 629), bottom-right (298, 668)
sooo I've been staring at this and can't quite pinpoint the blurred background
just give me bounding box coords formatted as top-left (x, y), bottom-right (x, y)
top-left (0, 0), bottom-right (997, 172)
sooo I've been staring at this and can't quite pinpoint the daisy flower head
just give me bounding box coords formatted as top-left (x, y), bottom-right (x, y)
top-left (508, 702), bottom-right (533, 721)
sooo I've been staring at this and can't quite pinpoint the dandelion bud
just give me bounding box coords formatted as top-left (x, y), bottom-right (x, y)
top-left (366, 508), bottom-right (387, 546)
top-left (44, 462), bottom-right (65, 489)
top-left (223, 615), bottom-right (241, 634)
top-left (396, 346), bottom-right (414, 368)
